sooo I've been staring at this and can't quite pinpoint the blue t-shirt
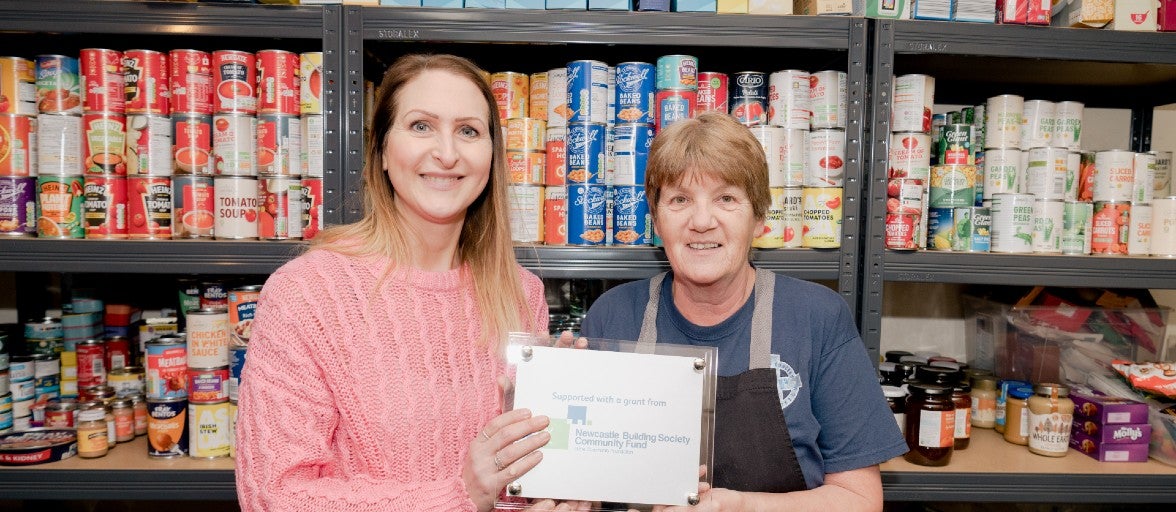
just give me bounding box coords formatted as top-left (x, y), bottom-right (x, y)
top-left (581, 271), bottom-right (908, 489)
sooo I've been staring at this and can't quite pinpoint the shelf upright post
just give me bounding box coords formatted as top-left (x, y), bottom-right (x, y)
top-left (342, 4), bottom-right (367, 225)
top-left (841, 17), bottom-right (870, 324)
top-left (323, 3), bottom-right (346, 228)
top-left (1130, 102), bottom-right (1155, 153)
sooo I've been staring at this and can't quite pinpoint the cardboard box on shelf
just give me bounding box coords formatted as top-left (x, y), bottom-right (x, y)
top-left (1072, 419), bottom-right (1151, 443)
top-left (674, 0), bottom-right (718, 10)
top-left (912, 0), bottom-right (953, 20)
top-left (1109, 0), bottom-right (1159, 31)
top-left (865, 0), bottom-right (911, 18)
top-left (718, 0), bottom-right (750, 12)
top-left (1050, 0), bottom-right (1114, 28)
top-left (1069, 431), bottom-right (1151, 462)
top-left (796, 0), bottom-right (853, 14)
top-left (1071, 390), bottom-right (1150, 424)
top-left (750, 0), bottom-right (795, 14)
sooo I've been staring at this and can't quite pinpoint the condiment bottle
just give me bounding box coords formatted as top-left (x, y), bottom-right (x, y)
top-left (131, 394), bottom-right (149, 436)
top-left (903, 382), bottom-right (956, 467)
top-left (994, 379), bottom-right (1029, 434)
top-left (1002, 385), bottom-right (1034, 446)
top-left (76, 406), bottom-right (109, 459)
top-left (952, 382), bottom-right (972, 450)
top-left (882, 385), bottom-right (907, 434)
top-left (1027, 383), bottom-right (1074, 457)
top-left (970, 375), bottom-right (998, 429)
top-left (111, 398), bottom-right (136, 443)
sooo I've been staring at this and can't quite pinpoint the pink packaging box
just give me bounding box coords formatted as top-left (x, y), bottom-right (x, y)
top-left (1070, 432), bottom-right (1150, 462)
top-left (1072, 391), bottom-right (1149, 425)
top-left (1071, 421), bottom-right (1151, 444)
top-left (1162, 0), bottom-right (1176, 31)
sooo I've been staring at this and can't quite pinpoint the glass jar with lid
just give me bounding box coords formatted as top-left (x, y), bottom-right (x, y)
top-left (994, 379), bottom-right (1030, 434)
top-left (882, 385), bottom-right (908, 434)
top-left (1002, 385), bottom-right (1035, 446)
top-left (952, 382), bottom-right (972, 450)
top-left (76, 406), bottom-right (109, 458)
top-left (111, 398), bottom-right (136, 443)
top-left (970, 375), bottom-right (998, 429)
top-left (903, 382), bottom-right (956, 467)
top-left (914, 365), bottom-right (963, 387)
top-left (1027, 383), bottom-right (1074, 457)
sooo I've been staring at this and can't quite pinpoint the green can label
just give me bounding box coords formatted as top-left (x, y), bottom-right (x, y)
top-left (952, 207), bottom-right (991, 252)
top-left (929, 164), bottom-right (978, 208)
top-left (35, 175), bottom-right (84, 238)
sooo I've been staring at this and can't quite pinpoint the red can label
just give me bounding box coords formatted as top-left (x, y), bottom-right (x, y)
top-left (82, 112), bottom-right (127, 175)
top-left (83, 175), bottom-right (127, 239)
top-left (128, 176), bottom-right (172, 239)
top-left (885, 212), bottom-right (920, 250)
top-left (105, 337), bottom-right (130, 370)
top-left (544, 185), bottom-right (567, 245)
top-left (655, 89), bottom-right (697, 133)
top-left (257, 114), bottom-right (300, 177)
top-left (697, 72), bottom-right (728, 114)
top-left (259, 176), bottom-right (301, 240)
top-left (77, 341), bottom-right (107, 388)
top-left (213, 50), bottom-right (256, 115)
top-left (81, 49), bottom-right (124, 114)
top-left (213, 114), bottom-right (256, 176)
top-left (0, 114), bottom-right (33, 176)
top-left (172, 175), bottom-right (214, 238)
top-left (187, 367), bottom-right (229, 404)
top-left (301, 177), bottom-right (322, 240)
top-left (169, 50), bottom-right (213, 115)
top-left (1091, 201), bottom-right (1130, 255)
top-left (123, 49), bottom-right (169, 115)
top-left (126, 114), bottom-right (172, 176)
top-left (544, 127), bottom-right (566, 186)
top-left (172, 114), bottom-right (212, 176)
top-left (256, 50), bottom-right (299, 116)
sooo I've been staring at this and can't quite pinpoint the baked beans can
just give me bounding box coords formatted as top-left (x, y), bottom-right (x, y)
top-left (529, 71), bottom-right (548, 121)
top-left (654, 89), bottom-right (696, 133)
top-left (256, 50), bottom-right (299, 116)
top-left (80, 49), bottom-right (124, 114)
top-left (567, 184), bottom-right (606, 245)
top-left (730, 71), bottom-right (768, 127)
top-left (1020, 99), bottom-right (1054, 149)
top-left (1128, 203), bottom-right (1152, 255)
top-left (122, 50), bottom-right (169, 116)
top-left (546, 68), bottom-right (568, 128)
top-left (257, 114), bottom-right (300, 177)
top-left (108, 367), bottom-right (145, 398)
top-left (187, 367), bottom-right (229, 404)
top-left (802, 187), bottom-right (842, 248)
top-left (213, 113), bottom-right (256, 176)
top-left (1032, 198), bottom-right (1064, 253)
top-left (35, 175), bottom-right (84, 238)
top-left (983, 147), bottom-right (1023, 198)
top-left (169, 49), bottom-right (213, 115)
top-left (1053, 101), bottom-right (1083, 151)
top-left (929, 164), bottom-right (977, 208)
top-left (35, 55), bottom-right (81, 115)
top-left (0, 114), bottom-right (34, 177)
top-left (655, 54), bottom-right (698, 91)
top-left (300, 114), bottom-right (323, 178)
top-left (567, 61), bottom-right (608, 124)
top-left (300, 176), bottom-right (322, 240)
top-left (926, 207), bottom-right (954, 251)
top-left (189, 400), bottom-right (230, 459)
top-left (172, 175), bottom-right (214, 238)
top-left (614, 62), bottom-right (655, 125)
top-left (984, 94), bottom-right (1024, 149)
top-left (543, 185), bottom-right (568, 245)
top-left (76, 339), bottom-right (106, 389)
top-left (806, 128), bottom-right (846, 187)
top-left (810, 70), bottom-right (847, 130)
top-left (888, 132), bottom-right (931, 180)
top-left (1093, 150), bottom-right (1135, 202)
top-left (613, 123), bottom-right (653, 186)
top-left (145, 339), bottom-right (187, 400)
top-left (214, 176), bottom-right (258, 239)
top-left (37, 113), bottom-right (83, 175)
top-left (213, 50), bottom-right (256, 115)
top-left (1133, 152), bottom-right (1157, 205)
top-left (566, 123), bottom-right (605, 185)
top-left (768, 69), bottom-right (812, 130)
top-left (299, 52), bottom-right (322, 116)
top-left (125, 114), bottom-right (172, 176)
top-left (0, 176), bottom-right (36, 236)
top-left (696, 72), bottom-right (728, 114)
top-left (507, 150), bottom-right (544, 185)
top-left (82, 112), bottom-right (127, 175)
top-left (0, 57), bottom-right (36, 116)
top-left (173, 114), bottom-right (213, 176)
top-left (187, 308), bottom-right (230, 369)
top-left (887, 178), bottom-right (924, 215)
top-left (508, 184), bottom-right (543, 244)
top-left (506, 117), bottom-right (547, 152)
top-left (611, 185), bottom-right (650, 246)
top-left (1061, 200), bottom-right (1093, 255)
top-left (1091, 201), bottom-right (1130, 255)
top-left (147, 397), bottom-right (187, 457)
top-left (258, 176), bottom-right (302, 240)
top-left (989, 192), bottom-right (1035, 253)
top-left (201, 281), bottom-right (228, 310)
top-left (229, 346), bottom-right (247, 401)
top-left (938, 123), bottom-right (973, 166)
top-left (491, 71), bottom-right (529, 121)
top-left (228, 285), bottom-right (260, 346)
top-left (544, 126), bottom-right (566, 186)
top-left (1151, 197), bottom-right (1176, 257)
top-left (82, 174), bottom-right (127, 239)
top-left (890, 74), bottom-right (934, 134)
top-left (1026, 146), bottom-right (1067, 200)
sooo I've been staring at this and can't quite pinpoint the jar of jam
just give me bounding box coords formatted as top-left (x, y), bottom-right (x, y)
top-left (970, 375), bottom-right (998, 429)
top-left (952, 382), bottom-right (972, 450)
top-left (994, 379), bottom-right (1030, 434)
top-left (1002, 385), bottom-right (1035, 446)
top-left (130, 394), bottom-right (149, 436)
top-left (882, 385), bottom-right (907, 434)
top-left (914, 365), bottom-right (962, 387)
top-left (111, 398), bottom-right (136, 443)
top-left (903, 382), bottom-right (956, 467)
top-left (1027, 383), bottom-right (1074, 457)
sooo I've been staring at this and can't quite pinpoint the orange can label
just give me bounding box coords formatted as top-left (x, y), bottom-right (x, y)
top-left (1091, 201), bottom-right (1129, 255)
top-left (507, 150), bottom-right (544, 185)
top-left (0, 57), bottom-right (36, 115)
top-left (0, 114), bottom-right (33, 176)
top-left (491, 72), bottom-right (528, 121)
top-left (529, 72), bottom-right (548, 121)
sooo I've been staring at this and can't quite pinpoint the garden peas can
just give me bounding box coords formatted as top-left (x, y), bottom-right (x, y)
top-left (989, 193), bottom-right (1035, 253)
top-left (1032, 198), bottom-right (1064, 253)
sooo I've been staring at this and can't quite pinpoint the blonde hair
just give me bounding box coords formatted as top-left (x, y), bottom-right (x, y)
top-left (645, 112), bottom-right (770, 221)
top-left (312, 54), bottom-right (531, 347)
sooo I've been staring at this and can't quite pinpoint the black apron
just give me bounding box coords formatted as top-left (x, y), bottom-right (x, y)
top-left (636, 269), bottom-right (808, 493)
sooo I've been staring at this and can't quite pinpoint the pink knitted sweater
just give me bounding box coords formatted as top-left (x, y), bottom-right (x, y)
top-left (235, 249), bottom-right (548, 512)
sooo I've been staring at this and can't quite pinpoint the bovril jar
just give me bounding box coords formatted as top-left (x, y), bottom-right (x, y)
top-left (903, 382), bottom-right (955, 467)
top-left (1027, 383), bottom-right (1074, 457)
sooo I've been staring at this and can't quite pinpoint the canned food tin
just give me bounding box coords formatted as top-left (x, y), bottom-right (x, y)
top-left (952, 207), bottom-right (991, 252)
top-left (927, 207), bottom-right (954, 251)
top-left (754, 186), bottom-right (802, 249)
top-left (189, 400), bottom-right (230, 459)
top-left (938, 124), bottom-right (973, 166)
top-left (768, 70), bottom-right (812, 130)
top-left (1032, 199), bottom-right (1064, 253)
top-left (229, 346), bottom-right (247, 401)
top-left (1026, 147), bottom-right (1067, 200)
top-left (300, 176), bottom-right (322, 240)
top-left (1093, 150), bottom-right (1135, 202)
top-left (730, 71), bottom-right (768, 127)
top-left (508, 184), bottom-right (543, 244)
top-left (213, 113), bottom-right (256, 176)
top-left (543, 185), bottom-right (567, 245)
top-left (613, 123), bottom-right (653, 186)
top-left (257, 114), bottom-right (300, 177)
top-left (257, 49), bottom-right (299, 116)
top-left (187, 308), bottom-right (230, 369)
top-left (1091, 201), bottom-right (1130, 255)
top-left (24, 318), bottom-right (62, 342)
top-left (1152, 151), bottom-right (1173, 197)
top-left (0, 57), bottom-right (36, 116)
top-left (35, 175), bottom-right (84, 238)
top-left (1152, 197), bottom-right (1176, 257)
top-left (187, 367), bottom-right (229, 404)
top-left (491, 71), bottom-right (529, 121)
top-left (750, 125), bottom-right (786, 187)
top-left (891, 74), bottom-right (934, 134)
top-left (1053, 101), bottom-right (1083, 151)
top-left (228, 286), bottom-right (260, 346)
top-left (506, 150), bottom-right (544, 185)
top-left (982, 147), bottom-right (1022, 198)
top-left (299, 52), bottom-right (322, 116)
top-left (1061, 200), bottom-right (1093, 255)
top-left (201, 281), bottom-right (228, 310)
top-left (654, 55), bottom-right (698, 91)
top-left (611, 185), bottom-right (650, 245)
top-left (214, 176), bottom-right (259, 239)
top-left (566, 123), bottom-right (605, 184)
top-left (567, 184), bottom-right (606, 245)
top-left (989, 192), bottom-right (1035, 253)
top-left (0, 176), bottom-right (35, 236)
top-left (888, 132), bottom-right (932, 180)
top-left (76, 339), bottom-right (106, 389)
top-left (506, 117), bottom-right (547, 152)
top-left (125, 114), bottom-right (172, 176)
top-left (806, 129), bottom-right (845, 187)
top-left (10, 356), bottom-right (35, 381)
top-left (258, 176), bottom-right (301, 240)
top-left (80, 49), bottom-right (124, 114)
top-left (1128, 203), bottom-right (1152, 256)
top-left (37, 113), bottom-right (83, 175)
top-left (172, 114), bottom-right (213, 176)
top-left (172, 175), bottom-right (214, 238)
top-left (147, 397), bottom-right (187, 457)
top-left (802, 187), bottom-right (842, 248)
top-left (544, 126), bottom-right (566, 186)
top-left (212, 50), bottom-right (256, 115)
top-left (82, 175), bottom-right (127, 239)
top-left (44, 402), bottom-right (77, 429)
top-left (567, 61), bottom-right (608, 124)
top-left (1133, 152), bottom-right (1156, 205)
top-left (0, 114), bottom-right (33, 177)
top-left (108, 367), bottom-right (145, 398)
top-left (929, 165), bottom-right (977, 208)
top-left (696, 72), bottom-right (728, 114)
top-left (654, 89), bottom-right (696, 132)
top-left (300, 114), bottom-right (323, 178)
top-left (984, 94), bottom-right (1023, 149)
top-left (35, 55), bottom-right (81, 114)
top-left (546, 68), bottom-right (569, 128)
top-left (887, 178), bottom-right (924, 215)
top-left (169, 49), bottom-right (213, 115)
top-left (614, 62), bottom-right (655, 125)
top-left (1078, 151), bottom-right (1097, 201)
top-left (529, 71), bottom-right (548, 121)
top-left (1020, 99), bottom-right (1055, 149)
top-left (12, 380), bottom-right (35, 402)
top-left (145, 339), bottom-right (186, 400)
top-left (123, 50), bottom-right (169, 115)
top-left (810, 70), bottom-right (847, 130)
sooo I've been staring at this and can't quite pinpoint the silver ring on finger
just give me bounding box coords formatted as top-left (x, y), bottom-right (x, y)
top-left (493, 453), bottom-right (504, 471)
top-left (480, 430), bottom-right (491, 442)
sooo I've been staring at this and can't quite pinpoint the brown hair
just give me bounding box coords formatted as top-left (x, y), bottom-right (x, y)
top-left (312, 54), bottom-right (531, 347)
top-left (645, 112), bottom-right (770, 221)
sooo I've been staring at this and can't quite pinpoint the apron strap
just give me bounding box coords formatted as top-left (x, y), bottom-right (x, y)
top-left (636, 272), bottom-right (668, 354)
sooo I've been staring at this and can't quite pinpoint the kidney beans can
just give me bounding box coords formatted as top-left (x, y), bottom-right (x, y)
top-left (768, 70), bottom-right (812, 130)
top-left (147, 397), bottom-right (187, 457)
top-left (507, 184), bottom-right (543, 243)
top-left (172, 114), bottom-right (213, 176)
top-left (0, 57), bottom-right (36, 116)
top-left (1151, 197), bottom-right (1176, 257)
top-left (228, 286), bottom-right (260, 346)
top-left (1128, 203), bottom-right (1152, 255)
top-left (810, 70), bottom-right (847, 130)
top-left (258, 176), bottom-right (301, 240)
top-left (566, 123), bottom-right (605, 185)
top-left (613, 123), bottom-right (653, 186)
top-left (0, 176), bottom-right (35, 236)
top-left (300, 176), bottom-right (322, 240)
top-left (567, 184), bottom-right (606, 245)
top-left (1031, 198), bottom-right (1063, 253)
top-left (730, 72), bottom-right (768, 127)
top-left (80, 49), bottom-right (124, 114)
top-left (172, 175), bottom-right (214, 238)
top-left (212, 114), bottom-right (256, 176)
top-left (300, 114), bottom-right (323, 178)
top-left (543, 185), bottom-right (567, 245)
top-left (82, 175), bottom-right (127, 239)
top-left (214, 176), bottom-right (258, 239)
top-left (125, 114), bottom-right (172, 176)
top-left (122, 50), bottom-right (169, 115)
top-left (169, 49), bottom-right (213, 115)
top-left (891, 74), bottom-right (934, 134)
top-left (81, 112), bottom-right (127, 175)
top-left (613, 62), bottom-right (654, 125)
top-left (257, 114), bottom-right (300, 177)
top-left (1053, 101), bottom-right (1082, 151)
top-left (1133, 152), bottom-right (1156, 205)
top-left (989, 192), bottom-right (1035, 253)
top-left (1093, 150), bottom-right (1135, 202)
top-left (885, 212), bottom-right (921, 250)
top-left (655, 89), bottom-right (696, 133)
top-left (984, 94), bottom-right (1024, 149)
top-left (1061, 200), bottom-right (1093, 255)
top-left (888, 131), bottom-right (932, 180)
top-left (1091, 201), bottom-right (1130, 255)
top-left (35, 175), bottom-right (84, 238)
top-left (546, 68), bottom-right (568, 128)
top-left (1020, 99), bottom-right (1055, 149)
top-left (145, 339), bottom-right (187, 400)
top-left (257, 50), bottom-right (299, 116)
top-left (189, 400), bottom-right (230, 459)
top-left (299, 52), bottom-right (322, 116)
top-left (655, 55), bottom-right (698, 91)
top-left (213, 50), bottom-right (256, 115)
top-left (37, 113), bottom-right (83, 175)
top-left (806, 129), bottom-right (846, 187)
top-left (802, 187), bottom-right (842, 248)
top-left (35, 55), bottom-right (81, 115)
top-left (187, 367), bottom-right (229, 404)
top-left (611, 185), bottom-right (650, 246)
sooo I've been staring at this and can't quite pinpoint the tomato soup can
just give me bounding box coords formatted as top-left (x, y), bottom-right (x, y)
top-left (35, 55), bottom-right (81, 115)
top-left (546, 67), bottom-right (568, 128)
top-left (885, 211), bottom-right (921, 251)
top-left (983, 147), bottom-right (1023, 198)
top-left (697, 71), bottom-right (728, 114)
top-left (82, 174), bottom-right (127, 239)
top-left (490, 71), bottom-right (528, 121)
top-left (256, 50), bottom-right (299, 116)
top-left (1091, 200), bottom-right (1130, 255)
top-left (506, 117), bottom-right (547, 152)
top-left (37, 113), bottom-right (83, 175)
top-left (611, 185), bottom-right (650, 246)
top-left (0, 176), bottom-right (36, 236)
top-left (35, 175), bottom-right (84, 238)
top-left (80, 49), bottom-right (124, 114)
top-left (810, 70), bottom-right (847, 130)
top-left (567, 61), bottom-right (608, 124)
top-left (213, 113), bottom-right (256, 176)
top-left (300, 114), bottom-right (323, 178)
top-left (300, 176), bottom-right (322, 240)
top-left (802, 187), bottom-right (842, 248)
top-left (1020, 99), bottom-right (1054, 149)
top-left (528, 71), bottom-right (548, 121)
top-left (1133, 152), bottom-right (1157, 205)
top-left (214, 176), bottom-right (258, 239)
top-left (108, 367), bottom-right (145, 398)
top-left (172, 175), bottom-right (214, 238)
top-left (888, 132), bottom-right (932, 180)
top-left (1053, 101), bottom-right (1083, 151)
top-left (1151, 197), bottom-right (1176, 257)
top-left (989, 192), bottom-right (1035, 253)
top-left (1061, 200), bottom-right (1093, 255)
top-left (614, 62), bottom-right (654, 125)
top-left (543, 185), bottom-right (567, 245)
top-left (566, 123), bottom-right (605, 184)
top-left (0, 114), bottom-right (33, 177)
top-left (257, 113), bottom-right (300, 177)
top-left (1093, 150), bottom-right (1135, 202)
top-left (172, 114), bottom-right (213, 176)
top-left (891, 74), bottom-right (934, 134)
top-left (926, 207), bottom-right (954, 251)
top-left (506, 150), bottom-right (544, 185)
top-left (544, 126), bottom-right (566, 186)
top-left (298, 52), bottom-right (323, 116)
top-left (984, 94), bottom-right (1024, 149)
top-left (1128, 203), bottom-right (1152, 256)
top-left (1031, 198), bottom-right (1063, 253)
top-left (806, 129), bottom-right (845, 187)
top-left (213, 50), bottom-right (256, 115)
top-left (122, 114), bottom-right (171, 176)
top-left (613, 123), bottom-right (653, 187)
top-left (507, 184), bottom-right (543, 244)
top-left (1151, 150), bottom-right (1172, 197)
top-left (929, 164), bottom-right (977, 208)
top-left (0, 57), bottom-right (36, 116)
top-left (147, 397), bottom-right (187, 457)
top-left (122, 50), bottom-right (169, 116)
top-left (228, 285), bottom-right (260, 346)
top-left (1025, 146), bottom-right (1067, 200)
top-left (567, 184), bottom-right (606, 245)
top-left (654, 89), bottom-right (696, 133)
top-left (188, 399), bottom-right (230, 459)
top-left (82, 112), bottom-right (127, 175)
top-left (187, 308), bottom-right (230, 369)
top-left (730, 71), bottom-right (768, 127)
top-left (187, 367), bottom-right (229, 404)
top-left (145, 339), bottom-right (187, 399)
top-left (258, 176), bottom-right (301, 240)
top-left (169, 49), bottom-right (213, 115)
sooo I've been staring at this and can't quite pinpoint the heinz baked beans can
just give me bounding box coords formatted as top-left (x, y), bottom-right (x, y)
top-left (213, 50), bottom-right (256, 115)
top-left (802, 187), bottom-right (842, 248)
top-left (543, 185), bottom-right (567, 245)
top-left (768, 70), bottom-right (812, 130)
top-left (299, 52), bottom-right (322, 115)
top-left (567, 184), bottom-right (606, 245)
top-left (173, 114), bottom-right (213, 176)
top-left (508, 184), bottom-right (543, 244)
top-left (187, 367), bottom-right (229, 404)
top-left (187, 308), bottom-right (230, 369)
top-left (300, 176), bottom-right (322, 240)
top-left (0, 57), bottom-right (36, 116)
top-left (888, 132), bottom-right (931, 180)
top-left (566, 123), bottom-right (605, 184)
top-left (82, 174), bottom-right (127, 239)
top-left (169, 49), bottom-right (213, 115)
top-left (257, 49), bottom-right (299, 116)
top-left (611, 185), bottom-right (650, 245)
top-left (35, 55), bottom-right (82, 115)
top-left (567, 61), bottom-right (608, 124)
top-left (506, 117), bottom-right (547, 152)
top-left (214, 176), bottom-right (258, 239)
top-left (1061, 200), bottom-right (1093, 255)
top-left (300, 114), bottom-right (323, 178)
top-left (122, 50), bottom-right (169, 116)
top-left (37, 113), bottom-right (83, 175)
top-left (1151, 197), bottom-right (1176, 257)
top-left (1032, 198), bottom-right (1063, 253)
top-left (147, 397), bottom-right (187, 457)
top-left (546, 68), bottom-right (569, 128)
top-left (697, 71), bottom-right (728, 114)
top-left (0, 176), bottom-right (36, 236)
top-left (0, 114), bottom-right (34, 177)
top-left (491, 71), bottom-right (529, 121)
top-left (145, 339), bottom-right (187, 399)
top-left (81, 112), bottom-right (127, 175)
top-left (1093, 150), bottom-right (1134, 202)
top-left (989, 193), bottom-right (1035, 253)
top-left (806, 129), bottom-right (845, 187)
top-left (172, 175), bottom-right (214, 238)
top-left (258, 176), bottom-right (301, 240)
top-left (613, 123), bottom-right (653, 187)
top-left (1128, 203), bottom-right (1152, 255)
top-left (655, 55), bottom-right (698, 91)
top-left (35, 175), bottom-right (84, 238)
top-left (655, 89), bottom-right (696, 133)
top-left (228, 285), bottom-right (260, 346)
top-left (189, 400), bottom-right (230, 459)
top-left (891, 74), bottom-right (934, 134)
top-left (80, 49), bottom-right (124, 114)
top-left (810, 70), bottom-right (847, 130)
top-left (730, 71), bottom-right (768, 127)
top-left (213, 113), bottom-right (256, 176)
top-left (123, 114), bottom-right (171, 176)
top-left (257, 114), bottom-right (300, 177)
top-left (1091, 200), bottom-right (1130, 255)
top-left (614, 62), bottom-right (654, 125)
